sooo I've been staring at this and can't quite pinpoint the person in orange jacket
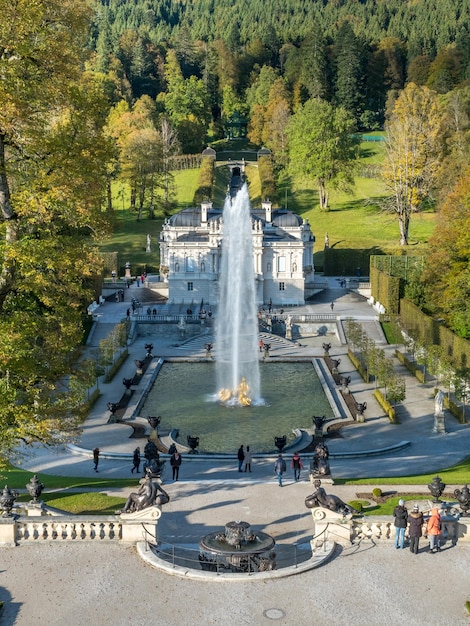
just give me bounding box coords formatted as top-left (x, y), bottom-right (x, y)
top-left (426, 508), bottom-right (442, 553)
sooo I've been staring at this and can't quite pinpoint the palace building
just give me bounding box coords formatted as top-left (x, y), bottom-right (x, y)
top-left (158, 161), bottom-right (315, 307)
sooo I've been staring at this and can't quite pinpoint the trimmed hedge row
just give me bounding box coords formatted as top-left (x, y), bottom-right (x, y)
top-left (193, 156), bottom-right (215, 204)
top-left (258, 155), bottom-right (277, 204)
top-left (348, 349), bottom-right (371, 383)
top-left (373, 389), bottom-right (397, 423)
top-left (444, 395), bottom-right (467, 424)
top-left (400, 299), bottom-right (470, 370)
top-left (370, 266), bottom-right (402, 314)
top-left (324, 247), bottom-right (381, 278)
top-left (104, 349), bottom-right (129, 383)
top-left (395, 350), bottom-right (426, 383)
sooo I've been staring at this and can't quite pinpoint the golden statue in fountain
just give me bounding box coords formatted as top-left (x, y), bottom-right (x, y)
top-left (218, 377), bottom-right (252, 406)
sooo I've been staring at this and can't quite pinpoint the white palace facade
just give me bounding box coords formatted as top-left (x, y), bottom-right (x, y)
top-left (158, 168), bottom-right (315, 307)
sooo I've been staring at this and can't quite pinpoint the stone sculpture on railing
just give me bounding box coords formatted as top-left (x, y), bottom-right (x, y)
top-left (305, 479), bottom-right (355, 516)
top-left (143, 441), bottom-right (165, 478)
top-left (118, 475), bottom-right (169, 514)
top-left (310, 442), bottom-right (331, 477)
top-left (454, 485), bottom-right (470, 516)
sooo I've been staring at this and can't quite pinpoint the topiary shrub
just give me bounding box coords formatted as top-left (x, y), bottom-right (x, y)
top-left (372, 487), bottom-right (383, 498)
top-left (348, 500), bottom-right (365, 513)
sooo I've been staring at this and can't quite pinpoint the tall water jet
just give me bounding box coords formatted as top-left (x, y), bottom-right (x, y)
top-left (216, 183), bottom-right (260, 406)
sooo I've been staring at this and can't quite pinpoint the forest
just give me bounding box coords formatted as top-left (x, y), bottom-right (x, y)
top-left (91, 0), bottom-right (470, 131)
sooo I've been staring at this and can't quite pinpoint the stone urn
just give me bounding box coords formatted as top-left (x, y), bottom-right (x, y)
top-left (0, 486), bottom-right (18, 517)
top-left (428, 475), bottom-right (446, 502)
top-left (26, 475), bottom-right (45, 504)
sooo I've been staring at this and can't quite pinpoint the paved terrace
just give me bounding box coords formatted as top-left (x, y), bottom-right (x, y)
top-left (4, 277), bottom-right (470, 625)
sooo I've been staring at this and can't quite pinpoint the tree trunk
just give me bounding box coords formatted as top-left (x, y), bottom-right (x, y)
top-left (317, 178), bottom-right (329, 210)
top-left (0, 134), bottom-right (17, 309)
top-left (137, 183), bottom-right (145, 222)
top-left (130, 185), bottom-right (136, 212)
top-left (399, 214), bottom-right (409, 245)
top-left (106, 178), bottom-right (113, 213)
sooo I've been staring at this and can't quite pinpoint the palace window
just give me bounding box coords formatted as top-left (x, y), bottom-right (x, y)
top-left (279, 282), bottom-right (285, 291)
top-left (187, 282), bottom-right (193, 291)
top-left (277, 256), bottom-right (286, 272)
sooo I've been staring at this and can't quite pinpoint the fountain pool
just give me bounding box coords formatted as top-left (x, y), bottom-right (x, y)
top-left (140, 361), bottom-right (334, 453)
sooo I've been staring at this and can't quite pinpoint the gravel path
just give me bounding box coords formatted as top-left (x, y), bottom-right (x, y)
top-left (1, 541), bottom-right (469, 625)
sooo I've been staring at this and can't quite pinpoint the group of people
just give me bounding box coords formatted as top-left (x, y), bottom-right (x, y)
top-left (93, 444), bottom-right (183, 481)
top-left (237, 445), bottom-right (253, 472)
top-left (274, 452), bottom-right (304, 486)
top-left (236, 446), bottom-right (306, 486)
top-left (393, 499), bottom-right (443, 554)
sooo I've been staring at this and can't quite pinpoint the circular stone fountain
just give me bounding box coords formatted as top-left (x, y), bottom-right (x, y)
top-left (199, 520), bottom-right (276, 573)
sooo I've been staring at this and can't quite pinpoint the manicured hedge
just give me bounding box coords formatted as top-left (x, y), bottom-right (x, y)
top-left (193, 156), bottom-right (215, 204)
top-left (373, 389), bottom-right (397, 423)
top-left (395, 350), bottom-right (426, 383)
top-left (370, 266), bottom-right (402, 314)
top-left (258, 155), bottom-right (277, 204)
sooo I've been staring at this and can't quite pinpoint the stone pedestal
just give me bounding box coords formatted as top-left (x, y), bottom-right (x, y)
top-left (433, 413), bottom-right (446, 433)
top-left (310, 507), bottom-right (351, 547)
top-left (25, 503), bottom-right (46, 517)
top-left (119, 506), bottom-right (162, 544)
top-left (0, 517), bottom-right (17, 546)
top-left (309, 473), bottom-right (334, 485)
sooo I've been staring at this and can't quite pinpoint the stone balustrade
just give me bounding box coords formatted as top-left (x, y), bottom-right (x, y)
top-left (310, 507), bottom-right (470, 549)
top-left (0, 505), bottom-right (162, 547)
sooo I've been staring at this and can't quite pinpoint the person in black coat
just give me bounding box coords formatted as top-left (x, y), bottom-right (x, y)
top-left (170, 451), bottom-right (182, 480)
top-left (237, 445), bottom-right (245, 472)
top-left (393, 499), bottom-right (408, 549)
top-left (131, 447), bottom-right (141, 474)
top-left (408, 504), bottom-right (424, 554)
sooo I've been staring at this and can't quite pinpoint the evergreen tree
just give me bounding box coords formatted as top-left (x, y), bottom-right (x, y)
top-left (333, 22), bottom-right (366, 126)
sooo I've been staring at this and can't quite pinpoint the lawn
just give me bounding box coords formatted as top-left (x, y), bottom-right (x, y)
top-left (0, 463), bottom-right (136, 490)
top-left (336, 454), bottom-right (470, 486)
top-left (97, 139), bottom-right (437, 274)
top-left (16, 492), bottom-right (126, 515)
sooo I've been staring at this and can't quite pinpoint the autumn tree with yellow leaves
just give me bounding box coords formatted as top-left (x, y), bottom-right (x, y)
top-left (0, 0), bottom-right (113, 455)
top-left (381, 83), bottom-right (443, 245)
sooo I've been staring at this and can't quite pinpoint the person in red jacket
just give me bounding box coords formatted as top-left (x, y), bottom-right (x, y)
top-left (291, 452), bottom-right (304, 482)
top-left (426, 508), bottom-right (442, 553)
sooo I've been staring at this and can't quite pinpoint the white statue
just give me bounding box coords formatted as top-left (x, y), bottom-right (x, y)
top-left (146, 233), bottom-right (151, 253)
top-left (434, 389), bottom-right (444, 416)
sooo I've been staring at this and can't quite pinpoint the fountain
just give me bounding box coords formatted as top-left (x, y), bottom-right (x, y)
top-left (199, 520), bottom-right (276, 573)
top-left (141, 361), bottom-right (334, 453)
top-left (215, 184), bottom-right (260, 406)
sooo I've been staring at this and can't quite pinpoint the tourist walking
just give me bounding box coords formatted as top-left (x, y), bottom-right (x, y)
top-left (244, 446), bottom-right (253, 472)
top-left (93, 447), bottom-right (100, 472)
top-left (170, 450), bottom-right (182, 481)
top-left (131, 447), bottom-right (141, 474)
top-left (168, 442), bottom-right (177, 455)
top-left (274, 453), bottom-right (287, 487)
top-left (291, 452), bottom-right (304, 482)
top-left (237, 445), bottom-right (245, 472)
top-left (393, 499), bottom-right (408, 549)
top-left (427, 507), bottom-right (442, 553)
top-left (408, 504), bottom-right (424, 554)
top-left (330, 302), bottom-right (334, 311)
